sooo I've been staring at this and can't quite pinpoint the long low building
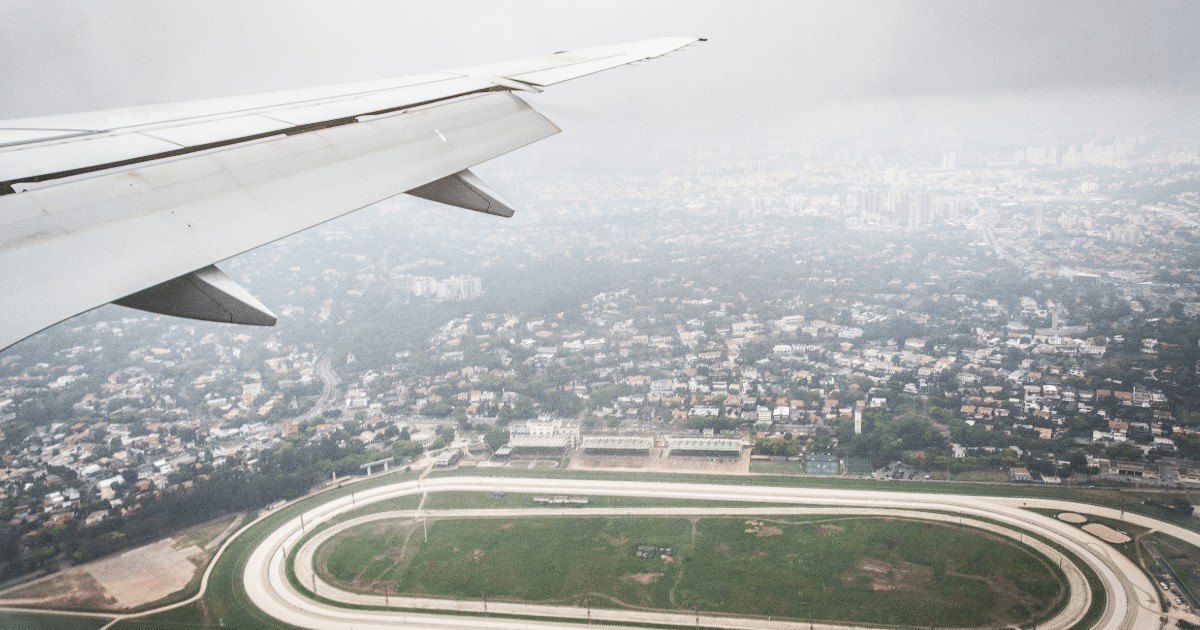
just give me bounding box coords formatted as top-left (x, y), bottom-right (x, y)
top-left (581, 436), bottom-right (654, 455)
top-left (507, 434), bottom-right (571, 457)
top-left (667, 437), bottom-right (743, 457)
top-left (433, 449), bottom-right (462, 467)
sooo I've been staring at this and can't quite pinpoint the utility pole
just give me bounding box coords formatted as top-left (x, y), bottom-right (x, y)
top-left (383, 584), bottom-right (389, 607)
top-left (300, 511), bottom-right (307, 535)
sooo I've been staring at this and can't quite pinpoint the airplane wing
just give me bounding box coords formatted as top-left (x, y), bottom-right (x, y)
top-left (0, 37), bottom-right (703, 351)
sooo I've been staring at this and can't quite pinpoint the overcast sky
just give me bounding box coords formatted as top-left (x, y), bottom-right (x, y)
top-left (2, 1), bottom-right (1198, 149)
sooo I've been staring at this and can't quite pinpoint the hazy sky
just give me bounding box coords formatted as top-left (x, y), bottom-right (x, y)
top-left (2, 1), bottom-right (1198, 148)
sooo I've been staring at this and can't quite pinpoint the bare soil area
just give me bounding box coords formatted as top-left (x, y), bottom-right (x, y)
top-left (85, 538), bottom-right (203, 608)
top-left (849, 558), bottom-right (931, 592)
top-left (1082, 522), bottom-right (1131, 544)
top-left (0, 516), bottom-right (237, 611)
top-left (1057, 512), bottom-right (1088, 524)
top-left (0, 568), bottom-right (116, 609)
top-left (626, 572), bottom-right (664, 584)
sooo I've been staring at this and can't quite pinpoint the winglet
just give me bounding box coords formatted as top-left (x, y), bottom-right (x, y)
top-left (407, 169), bottom-right (516, 218)
top-left (114, 265), bottom-right (277, 326)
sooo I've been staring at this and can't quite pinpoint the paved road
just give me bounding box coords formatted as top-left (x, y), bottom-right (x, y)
top-left (240, 476), bottom-right (1182, 630)
top-left (295, 354), bottom-right (340, 424)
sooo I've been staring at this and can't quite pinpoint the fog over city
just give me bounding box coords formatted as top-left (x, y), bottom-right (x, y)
top-left (3, 0), bottom-right (1199, 148)
top-left (2, 3), bottom-right (1200, 630)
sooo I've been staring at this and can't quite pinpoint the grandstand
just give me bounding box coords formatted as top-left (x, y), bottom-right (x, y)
top-left (507, 434), bottom-right (571, 457)
top-left (667, 437), bottom-right (743, 457)
top-left (581, 436), bottom-right (654, 456)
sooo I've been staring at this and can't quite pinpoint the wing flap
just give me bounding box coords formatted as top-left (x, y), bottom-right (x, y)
top-left (140, 115), bottom-right (289, 147)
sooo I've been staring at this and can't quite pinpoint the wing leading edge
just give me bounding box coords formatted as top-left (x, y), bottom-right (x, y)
top-left (0, 37), bottom-right (703, 350)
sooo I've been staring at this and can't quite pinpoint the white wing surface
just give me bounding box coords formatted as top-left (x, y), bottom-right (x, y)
top-left (0, 37), bottom-right (702, 350)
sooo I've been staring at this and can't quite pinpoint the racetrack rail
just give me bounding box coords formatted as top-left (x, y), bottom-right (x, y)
top-left (242, 476), bottom-right (1173, 630)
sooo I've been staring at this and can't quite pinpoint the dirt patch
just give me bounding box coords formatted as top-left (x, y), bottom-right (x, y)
top-left (0, 568), bottom-right (116, 610)
top-left (626, 572), bottom-right (664, 585)
top-left (1056, 512), bottom-right (1087, 524)
top-left (1082, 522), bottom-right (1131, 544)
top-left (13, 520), bottom-right (229, 610)
top-left (472, 549), bottom-right (485, 563)
top-left (848, 558), bottom-right (931, 592)
top-left (743, 519), bottom-right (781, 537)
top-left (82, 538), bottom-right (203, 608)
top-left (598, 532), bottom-right (630, 547)
top-left (815, 524), bottom-right (844, 536)
top-left (499, 523), bottom-right (514, 530)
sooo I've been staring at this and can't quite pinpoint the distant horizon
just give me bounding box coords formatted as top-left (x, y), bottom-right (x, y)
top-left (1, 1), bottom-right (1198, 149)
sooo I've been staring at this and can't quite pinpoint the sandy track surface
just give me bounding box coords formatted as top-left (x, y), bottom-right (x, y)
top-left (240, 476), bottom-right (1180, 630)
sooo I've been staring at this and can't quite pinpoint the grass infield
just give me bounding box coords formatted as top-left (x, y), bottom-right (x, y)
top-left (319, 514), bottom-right (1064, 628)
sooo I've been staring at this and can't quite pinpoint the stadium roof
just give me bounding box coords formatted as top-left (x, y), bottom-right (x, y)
top-left (582, 436), bottom-right (654, 450)
top-left (668, 437), bottom-right (743, 453)
top-left (509, 435), bottom-right (570, 449)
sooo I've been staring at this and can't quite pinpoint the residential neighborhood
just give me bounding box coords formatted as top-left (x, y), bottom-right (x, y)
top-left (2, 132), bottom-right (1199, 583)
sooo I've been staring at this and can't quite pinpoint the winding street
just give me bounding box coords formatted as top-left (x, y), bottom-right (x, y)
top-left (295, 354), bottom-right (341, 424)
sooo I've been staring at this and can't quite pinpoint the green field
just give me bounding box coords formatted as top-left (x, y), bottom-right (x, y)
top-left (0, 611), bottom-right (111, 630)
top-left (318, 515), bottom-right (1065, 628)
top-left (748, 459), bottom-right (808, 475)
